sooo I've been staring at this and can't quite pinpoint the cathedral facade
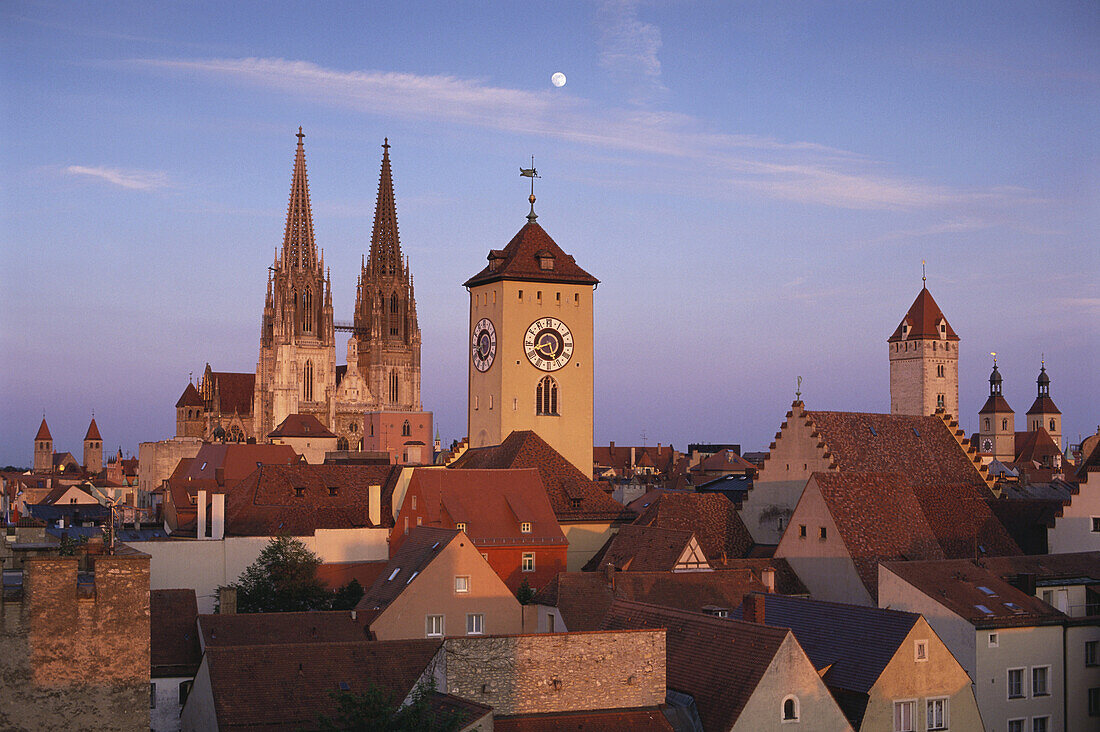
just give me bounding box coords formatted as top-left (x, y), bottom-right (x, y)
top-left (176, 130), bottom-right (431, 461)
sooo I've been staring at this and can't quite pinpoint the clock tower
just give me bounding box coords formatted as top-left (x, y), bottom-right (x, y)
top-left (464, 197), bottom-right (598, 474)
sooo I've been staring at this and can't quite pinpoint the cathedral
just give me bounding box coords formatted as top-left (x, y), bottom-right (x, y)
top-left (175, 130), bottom-right (431, 460)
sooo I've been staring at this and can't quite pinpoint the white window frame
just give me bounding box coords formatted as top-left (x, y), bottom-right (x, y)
top-left (1007, 719), bottom-right (1025, 732)
top-left (521, 552), bottom-right (535, 572)
top-left (456, 522), bottom-right (466, 533)
top-left (1031, 716), bottom-right (1050, 732)
top-left (1031, 665), bottom-right (1051, 697)
top-left (1091, 516), bottom-right (1100, 533)
top-left (893, 699), bottom-right (916, 732)
top-left (914, 639), bottom-right (928, 662)
top-left (926, 697), bottom-right (948, 731)
top-left (1007, 667), bottom-right (1026, 699)
top-left (466, 613), bottom-right (484, 635)
top-left (520, 522), bottom-right (532, 533)
top-left (780, 694), bottom-right (800, 723)
top-left (455, 575), bottom-right (469, 594)
top-left (425, 614), bottom-right (444, 638)
top-left (989, 632), bottom-right (999, 647)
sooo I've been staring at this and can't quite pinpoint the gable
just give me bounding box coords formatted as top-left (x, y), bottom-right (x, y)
top-left (674, 537), bottom-right (710, 571)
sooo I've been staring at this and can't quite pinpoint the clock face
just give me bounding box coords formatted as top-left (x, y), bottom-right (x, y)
top-left (471, 318), bottom-right (497, 372)
top-left (525, 318), bottom-right (574, 371)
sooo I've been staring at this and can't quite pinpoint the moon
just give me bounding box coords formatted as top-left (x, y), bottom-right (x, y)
top-left (551, 72), bottom-right (566, 88)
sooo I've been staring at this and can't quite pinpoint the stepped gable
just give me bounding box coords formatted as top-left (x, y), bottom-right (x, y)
top-left (634, 492), bottom-right (754, 564)
top-left (268, 413), bottom-right (337, 439)
top-left (601, 600), bottom-right (790, 732)
top-left (583, 524), bottom-right (702, 572)
top-left (225, 463), bottom-right (400, 536)
top-left (464, 221), bottom-right (599, 287)
top-left (448, 430), bottom-right (631, 522)
top-left (812, 472), bottom-right (944, 599)
top-left (888, 286), bottom-right (958, 342)
top-left (175, 382), bottom-right (203, 408)
top-left (34, 419), bottom-right (52, 441)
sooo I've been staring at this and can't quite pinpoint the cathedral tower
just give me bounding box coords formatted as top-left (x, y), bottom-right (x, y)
top-left (33, 418), bottom-right (53, 473)
top-left (888, 282), bottom-right (959, 417)
top-left (465, 191), bottom-right (598, 474)
top-left (977, 357), bottom-right (1015, 461)
top-left (254, 128), bottom-right (336, 438)
top-left (1026, 361), bottom-right (1062, 446)
top-left (83, 417), bottom-right (103, 474)
top-left (353, 140), bottom-right (421, 411)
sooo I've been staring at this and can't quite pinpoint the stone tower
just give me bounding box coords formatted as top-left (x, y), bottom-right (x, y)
top-left (977, 358), bottom-right (1015, 461)
top-left (1026, 362), bottom-right (1062, 447)
top-left (174, 382), bottom-right (205, 438)
top-left (353, 140), bottom-right (422, 411)
top-left (465, 193), bottom-right (598, 474)
top-left (33, 418), bottom-right (53, 473)
top-left (83, 418), bottom-right (103, 474)
top-left (254, 128), bottom-right (336, 437)
top-left (888, 283), bottom-right (959, 417)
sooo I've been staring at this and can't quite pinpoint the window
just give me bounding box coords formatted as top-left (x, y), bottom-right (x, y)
top-left (294, 486), bottom-right (305, 497)
top-left (937, 393), bottom-right (945, 408)
top-left (389, 293), bottom-right (399, 336)
top-left (989, 632), bottom-right (999, 648)
top-left (303, 360), bottom-right (314, 401)
top-left (819, 526), bottom-right (827, 540)
top-left (1008, 668), bottom-right (1025, 699)
top-left (1002, 418), bottom-right (1009, 430)
top-left (388, 568), bottom-right (400, 581)
top-left (456, 522), bottom-right (466, 533)
top-left (488, 395), bottom-right (493, 410)
top-left (522, 552), bottom-right (535, 572)
top-left (402, 420), bottom-right (410, 437)
top-left (1031, 717), bottom-right (1049, 732)
top-left (926, 698), bottom-right (948, 730)
top-left (1050, 418), bottom-right (1056, 431)
top-left (426, 614), bottom-right (444, 637)
top-left (302, 288), bottom-right (313, 332)
top-left (455, 576), bottom-right (469, 593)
top-left (389, 371), bottom-right (399, 403)
top-left (799, 524), bottom-right (807, 538)
top-left (536, 376), bottom-right (558, 415)
top-left (781, 695), bottom-right (799, 722)
top-left (548, 614), bottom-right (555, 632)
top-left (466, 613), bottom-right (484, 635)
top-left (937, 364), bottom-right (945, 378)
top-left (1092, 517), bottom-right (1100, 533)
top-left (328, 486), bottom-right (338, 496)
top-left (914, 640), bottom-right (928, 662)
top-left (1007, 720), bottom-right (1024, 732)
top-left (985, 418), bottom-right (991, 430)
top-left (1089, 687), bottom-right (1100, 716)
top-left (411, 495), bottom-right (417, 510)
top-left (518, 289), bottom-right (523, 300)
top-left (404, 516), bottom-right (408, 534)
top-left (179, 680), bottom-right (192, 708)
top-left (893, 700), bottom-right (915, 732)
top-left (150, 682), bottom-right (157, 708)
top-left (777, 517), bottom-right (785, 531)
top-left (1086, 640), bottom-right (1098, 666)
top-left (520, 522), bottom-right (532, 533)
top-left (1032, 666), bottom-right (1050, 696)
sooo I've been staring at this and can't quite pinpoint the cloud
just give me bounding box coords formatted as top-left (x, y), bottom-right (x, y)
top-left (65, 165), bottom-right (170, 190)
top-left (596, 0), bottom-right (667, 104)
top-left (126, 56), bottom-right (1035, 211)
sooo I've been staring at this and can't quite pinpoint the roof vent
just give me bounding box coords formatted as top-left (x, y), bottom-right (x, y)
top-left (868, 426), bottom-right (877, 437)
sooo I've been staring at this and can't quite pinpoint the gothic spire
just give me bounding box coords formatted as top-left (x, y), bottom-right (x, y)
top-left (368, 138), bottom-right (402, 279)
top-left (281, 127), bottom-right (317, 270)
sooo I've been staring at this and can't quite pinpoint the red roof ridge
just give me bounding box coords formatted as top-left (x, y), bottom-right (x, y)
top-left (84, 418), bottom-right (102, 441)
top-left (888, 286), bottom-right (958, 342)
top-left (463, 221), bottom-right (598, 287)
top-left (35, 418), bottom-right (52, 441)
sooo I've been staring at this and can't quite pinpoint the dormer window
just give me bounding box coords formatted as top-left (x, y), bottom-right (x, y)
top-left (456, 522), bottom-right (466, 533)
top-left (295, 487), bottom-right (305, 497)
top-left (328, 487), bottom-right (338, 496)
top-left (520, 522), bottom-right (532, 533)
top-left (901, 324), bottom-right (909, 338)
top-left (536, 249), bottom-right (555, 270)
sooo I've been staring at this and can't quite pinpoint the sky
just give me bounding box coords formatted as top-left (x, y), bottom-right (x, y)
top-left (1, 1), bottom-right (1097, 467)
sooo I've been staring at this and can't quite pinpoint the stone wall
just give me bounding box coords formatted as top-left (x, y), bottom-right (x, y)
top-left (443, 629), bottom-right (664, 716)
top-left (0, 552), bottom-right (150, 731)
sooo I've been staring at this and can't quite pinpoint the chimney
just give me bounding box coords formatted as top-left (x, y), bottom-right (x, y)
top-left (211, 493), bottom-right (225, 540)
top-left (743, 593), bottom-right (765, 624)
top-left (761, 567), bottom-right (776, 593)
top-left (369, 484), bottom-right (381, 526)
top-left (630, 447), bottom-right (635, 465)
top-left (219, 585), bottom-right (237, 614)
top-left (603, 561), bottom-right (615, 585)
top-left (196, 489), bottom-right (207, 539)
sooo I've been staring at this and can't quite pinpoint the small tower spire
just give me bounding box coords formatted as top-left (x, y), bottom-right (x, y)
top-left (367, 138), bottom-right (403, 279)
top-left (520, 156), bottom-right (539, 222)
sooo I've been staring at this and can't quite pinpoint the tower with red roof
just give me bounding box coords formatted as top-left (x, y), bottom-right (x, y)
top-left (888, 281), bottom-right (959, 418)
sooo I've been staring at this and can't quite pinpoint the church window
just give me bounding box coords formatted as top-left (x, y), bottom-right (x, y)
top-left (390, 293), bottom-right (400, 336)
top-left (937, 365), bottom-right (945, 378)
top-left (1002, 418), bottom-right (1008, 430)
top-left (933, 342), bottom-right (936, 351)
top-left (536, 376), bottom-right (558, 416)
top-left (1050, 419), bottom-right (1056, 432)
top-left (389, 371), bottom-right (399, 404)
top-left (402, 420), bottom-right (410, 437)
top-left (537, 290), bottom-right (542, 301)
top-left (337, 437), bottom-right (349, 451)
top-left (985, 418), bottom-right (991, 430)
top-left (937, 394), bottom-right (945, 408)
top-left (302, 288), bottom-right (313, 333)
top-left (556, 292), bottom-right (561, 302)
top-left (369, 422), bottom-right (374, 436)
top-left (303, 361), bottom-right (314, 401)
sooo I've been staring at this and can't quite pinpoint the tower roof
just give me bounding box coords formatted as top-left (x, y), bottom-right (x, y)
top-left (978, 394), bottom-right (1013, 415)
top-left (463, 221), bottom-right (599, 287)
top-left (176, 382), bottom-right (203, 408)
top-left (366, 139), bottom-right (403, 279)
top-left (1026, 395), bottom-right (1061, 416)
top-left (280, 127), bottom-right (317, 270)
top-left (35, 418), bottom-right (52, 441)
top-left (84, 418), bottom-right (102, 441)
top-left (888, 287), bottom-right (958, 342)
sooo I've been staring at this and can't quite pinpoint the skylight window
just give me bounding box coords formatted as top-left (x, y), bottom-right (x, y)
top-left (869, 426), bottom-right (877, 436)
top-left (1004, 602), bottom-right (1023, 613)
top-left (338, 682), bottom-right (350, 691)
top-left (979, 586), bottom-right (996, 596)
top-left (430, 542), bottom-right (440, 550)
top-left (912, 427), bottom-right (920, 437)
top-left (406, 571), bottom-right (419, 585)
top-left (200, 462), bottom-right (207, 470)
top-left (975, 604), bottom-right (994, 615)
top-left (388, 568), bottom-right (400, 581)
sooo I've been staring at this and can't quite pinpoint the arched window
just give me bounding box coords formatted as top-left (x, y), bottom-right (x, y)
top-left (336, 437), bottom-right (349, 451)
top-left (984, 418), bottom-right (991, 430)
top-left (536, 376), bottom-right (558, 416)
top-left (937, 365), bottom-right (945, 378)
top-left (389, 371), bottom-right (399, 404)
top-left (937, 394), bottom-right (945, 408)
top-left (402, 420), bottom-right (410, 437)
top-left (1050, 418), bottom-right (1056, 432)
top-left (303, 360), bottom-right (314, 401)
top-left (390, 292), bottom-right (400, 336)
top-left (1001, 418), bottom-right (1008, 430)
top-left (782, 695), bottom-right (799, 722)
top-left (302, 288), bottom-right (313, 333)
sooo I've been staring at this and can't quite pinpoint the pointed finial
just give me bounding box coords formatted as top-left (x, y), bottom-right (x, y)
top-left (520, 155), bottom-right (539, 222)
top-left (796, 375), bottom-right (802, 401)
top-left (991, 351), bottom-right (997, 366)
top-left (1041, 353), bottom-right (1045, 369)
top-left (922, 260), bottom-right (927, 286)
top-left (297, 126), bottom-right (304, 143)
top-left (189, 371), bottom-right (193, 384)
top-left (383, 137), bottom-right (390, 151)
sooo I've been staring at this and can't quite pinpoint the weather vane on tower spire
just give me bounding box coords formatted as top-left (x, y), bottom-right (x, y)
top-left (520, 156), bottom-right (539, 222)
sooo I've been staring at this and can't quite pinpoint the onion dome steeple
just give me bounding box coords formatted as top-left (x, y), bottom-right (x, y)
top-left (979, 355), bottom-right (1013, 415)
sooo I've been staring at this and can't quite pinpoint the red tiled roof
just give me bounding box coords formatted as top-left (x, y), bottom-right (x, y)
top-left (1026, 394), bottom-right (1061, 416)
top-left (34, 419), bottom-right (52, 441)
top-left (203, 639), bottom-right (442, 730)
top-left (980, 551), bottom-right (1100, 585)
top-left (634, 492), bottom-right (754, 565)
top-left (176, 382), bottom-right (203, 408)
top-left (211, 371), bottom-right (256, 416)
top-left (198, 611), bottom-right (369, 648)
top-left (692, 449), bottom-right (756, 474)
top-left (494, 707), bottom-right (674, 731)
top-left (316, 561), bottom-right (389, 591)
top-left (887, 286), bottom-right (958, 342)
top-left (269, 413), bottom-right (337, 439)
top-left (406, 468), bottom-right (566, 544)
top-left (584, 524), bottom-right (701, 572)
top-left (601, 600), bottom-right (789, 732)
top-left (449, 431), bottom-right (631, 522)
top-left (881, 559), bottom-right (1066, 628)
top-left (1013, 429), bottom-right (1061, 466)
top-left (979, 394), bottom-right (1014, 415)
top-left (150, 589), bottom-right (201, 677)
top-left (84, 418), bottom-right (102, 441)
top-left (907, 481), bottom-right (1020, 558)
top-left (225, 464), bottom-right (400, 536)
top-left (593, 444), bottom-right (682, 476)
top-left (464, 221), bottom-right (599, 287)
top-left (356, 527), bottom-right (460, 620)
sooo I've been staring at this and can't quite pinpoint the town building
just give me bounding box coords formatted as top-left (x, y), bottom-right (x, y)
top-left (1049, 440), bottom-right (1100, 553)
top-left (266, 413), bottom-right (338, 464)
top-left (150, 589), bottom-right (201, 732)
top-left (584, 524), bottom-right (711, 573)
top-left (632, 491), bottom-right (756, 565)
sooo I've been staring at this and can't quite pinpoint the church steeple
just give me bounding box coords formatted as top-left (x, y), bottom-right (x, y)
top-left (281, 127), bottom-right (317, 270)
top-left (367, 138), bottom-right (404, 280)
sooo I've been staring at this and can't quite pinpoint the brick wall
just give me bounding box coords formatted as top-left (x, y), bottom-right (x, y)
top-left (443, 629), bottom-right (664, 715)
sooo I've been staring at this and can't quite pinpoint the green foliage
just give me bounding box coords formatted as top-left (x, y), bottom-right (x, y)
top-left (331, 578), bottom-right (365, 610)
top-left (57, 534), bottom-right (87, 556)
top-left (314, 679), bottom-right (462, 732)
top-left (515, 577), bottom-right (535, 605)
top-left (234, 536), bottom-right (331, 613)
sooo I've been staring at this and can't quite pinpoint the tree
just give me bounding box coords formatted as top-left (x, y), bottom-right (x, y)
top-left (234, 536), bottom-right (331, 613)
top-left (331, 578), bottom-right (365, 610)
top-left (315, 679), bottom-right (462, 731)
top-left (515, 577), bottom-right (535, 605)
